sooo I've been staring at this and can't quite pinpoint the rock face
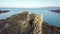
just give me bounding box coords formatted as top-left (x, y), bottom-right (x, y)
top-left (33, 14), bottom-right (43, 34)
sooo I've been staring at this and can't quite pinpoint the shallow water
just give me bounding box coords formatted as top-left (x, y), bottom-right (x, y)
top-left (0, 8), bottom-right (60, 27)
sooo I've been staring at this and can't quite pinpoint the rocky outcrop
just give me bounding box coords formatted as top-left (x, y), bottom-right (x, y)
top-left (42, 23), bottom-right (60, 34)
top-left (0, 10), bottom-right (9, 14)
top-left (50, 10), bottom-right (60, 13)
top-left (0, 11), bottom-right (60, 34)
top-left (33, 14), bottom-right (43, 34)
top-left (0, 11), bottom-right (43, 34)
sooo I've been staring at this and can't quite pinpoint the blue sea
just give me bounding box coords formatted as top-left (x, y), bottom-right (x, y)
top-left (0, 7), bottom-right (60, 27)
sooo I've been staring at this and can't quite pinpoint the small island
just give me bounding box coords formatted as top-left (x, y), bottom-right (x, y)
top-left (0, 10), bottom-right (9, 14)
top-left (51, 10), bottom-right (60, 13)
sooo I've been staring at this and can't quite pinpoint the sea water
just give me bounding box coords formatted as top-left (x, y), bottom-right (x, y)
top-left (0, 7), bottom-right (60, 27)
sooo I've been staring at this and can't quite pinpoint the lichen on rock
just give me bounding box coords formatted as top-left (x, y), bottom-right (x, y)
top-left (33, 14), bottom-right (43, 34)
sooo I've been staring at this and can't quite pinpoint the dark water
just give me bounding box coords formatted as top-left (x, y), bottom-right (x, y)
top-left (0, 7), bottom-right (60, 27)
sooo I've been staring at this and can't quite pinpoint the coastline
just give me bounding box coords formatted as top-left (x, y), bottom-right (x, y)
top-left (0, 11), bottom-right (60, 34)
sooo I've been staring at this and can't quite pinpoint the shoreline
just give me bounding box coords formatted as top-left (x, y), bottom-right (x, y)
top-left (0, 11), bottom-right (60, 34)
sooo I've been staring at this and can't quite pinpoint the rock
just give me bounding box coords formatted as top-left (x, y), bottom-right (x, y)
top-left (0, 10), bottom-right (9, 14)
top-left (29, 13), bottom-right (36, 20)
top-left (0, 11), bottom-right (32, 34)
top-left (50, 10), bottom-right (60, 13)
top-left (42, 23), bottom-right (60, 34)
top-left (33, 14), bottom-right (43, 34)
top-left (1, 11), bottom-right (60, 34)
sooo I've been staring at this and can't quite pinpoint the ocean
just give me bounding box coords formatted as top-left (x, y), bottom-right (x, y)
top-left (0, 7), bottom-right (60, 27)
